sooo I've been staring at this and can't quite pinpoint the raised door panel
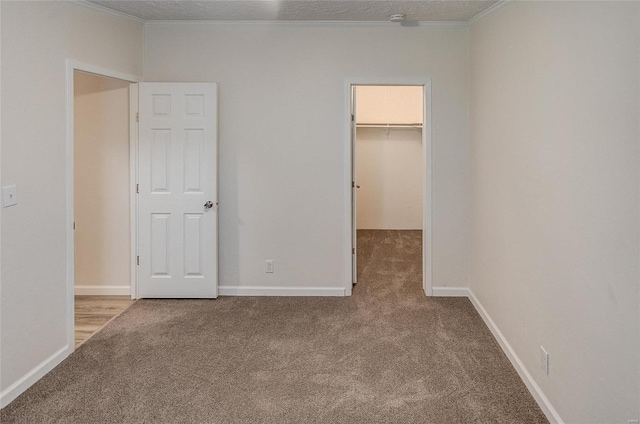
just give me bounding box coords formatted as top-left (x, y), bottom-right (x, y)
top-left (183, 213), bottom-right (204, 277)
top-left (150, 129), bottom-right (171, 193)
top-left (150, 213), bottom-right (171, 277)
top-left (184, 129), bottom-right (204, 193)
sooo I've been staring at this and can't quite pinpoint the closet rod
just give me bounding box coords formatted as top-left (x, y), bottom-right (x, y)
top-left (356, 123), bottom-right (422, 129)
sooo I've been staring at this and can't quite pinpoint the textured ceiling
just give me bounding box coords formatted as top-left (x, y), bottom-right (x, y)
top-left (85, 0), bottom-right (499, 22)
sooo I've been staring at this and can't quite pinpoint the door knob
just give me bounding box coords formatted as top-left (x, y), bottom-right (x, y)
top-left (204, 201), bottom-right (214, 210)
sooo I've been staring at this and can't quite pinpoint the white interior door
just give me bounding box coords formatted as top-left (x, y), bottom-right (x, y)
top-left (351, 85), bottom-right (358, 286)
top-left (137, 83), bottom-right (218, 298)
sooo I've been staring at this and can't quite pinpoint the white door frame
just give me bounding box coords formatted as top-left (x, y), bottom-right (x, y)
top-left (344, 78), bottom-right (433, 296)
top-left (65, 60), bottom-right (142, 352)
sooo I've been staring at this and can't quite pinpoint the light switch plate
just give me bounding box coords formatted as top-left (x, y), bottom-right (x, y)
top-left (2, 185), bottom-right (18, 207)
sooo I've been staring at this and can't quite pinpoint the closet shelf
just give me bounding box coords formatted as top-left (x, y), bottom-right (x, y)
top-left (356, 123), bottom-right (422, 129)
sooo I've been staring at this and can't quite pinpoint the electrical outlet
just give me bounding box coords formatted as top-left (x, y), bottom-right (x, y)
top-left (265, 260), bottom-right (274, 273)
top-left (540, 346), bottom-right (549, 375)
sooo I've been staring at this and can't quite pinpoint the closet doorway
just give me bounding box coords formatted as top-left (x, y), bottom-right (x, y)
top-left (348, 82), bottom-right (432, 296)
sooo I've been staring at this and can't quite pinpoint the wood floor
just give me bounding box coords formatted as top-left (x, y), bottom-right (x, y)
top-left (74, 295), bottom-right (136, 348)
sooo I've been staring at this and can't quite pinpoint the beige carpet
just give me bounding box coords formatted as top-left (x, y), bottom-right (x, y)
top-left (1, 230), bottom-right (547, 423)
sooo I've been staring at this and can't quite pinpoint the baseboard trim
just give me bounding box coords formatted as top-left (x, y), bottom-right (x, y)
top-left (0, 284), bottom-right (561, 421)
top-left (432, 286), bottom-right (469, 297)
top-left (74, 285), bottom-right (131, 296)
top-left (0, 344), bottom-right (71, 408)
top-left (218, 286), bottom-right (347, 297)
top-left (467, 290), bottom-right (564, 424)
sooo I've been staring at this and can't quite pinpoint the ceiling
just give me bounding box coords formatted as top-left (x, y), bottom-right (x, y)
top-left (85, 0), bottom-right (499, 22)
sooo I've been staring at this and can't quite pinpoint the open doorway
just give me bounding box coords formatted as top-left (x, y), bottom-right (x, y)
top-left (72, 70), bottom-right (135, 348)
top-left (349, 82), bottom-right (432, 296)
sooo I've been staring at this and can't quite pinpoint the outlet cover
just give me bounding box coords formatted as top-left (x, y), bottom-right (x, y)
top-left (265, 260), bottom-right (274, 273)
top-left (540, 346), bottom-right (549, 375)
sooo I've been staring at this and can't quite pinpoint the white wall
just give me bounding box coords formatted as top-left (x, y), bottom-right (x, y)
top-left (74, 71), bottom-right (131, 294)
top-left (144, 22), bottom-right (470, 291)
top-left (470, 2), bottom-right (640, 423)
top-left (356, 128), bottom-right (423, 230)
top-left (0, 2), bottom-right (3, 401)
top-left (0, 1), bottom-right (143, 406)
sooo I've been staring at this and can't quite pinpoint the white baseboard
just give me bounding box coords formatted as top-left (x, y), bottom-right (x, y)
top-left (0, 283), bottom-right (560, 423)
top-left (467, 290), bottom-right (563, 424)
top-left (218, 286), bottom-right (347, 297)
top-left (432, 286), bottom-right (469, 297)
top-left (0, 345), bottom-right (71, 408)
top-left (74, 285), bottom-right (130, 296)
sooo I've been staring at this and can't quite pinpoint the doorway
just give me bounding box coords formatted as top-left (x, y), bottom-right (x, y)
top-left (73, 70), bottom-right (136, 347)
top-left (347, 81), bottom-right (432, 296)
top-left (66, 61), bottom-right (141, 351)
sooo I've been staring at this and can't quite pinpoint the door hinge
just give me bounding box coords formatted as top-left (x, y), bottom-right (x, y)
top-left (73, 222), bottom-right (75, 230)
top-left (352, 181), bottom-right (355, 188)
top-left (351, 114), bottom-right (355, 122)
top-left (136, 256), bottom-right (140, 266)
top-left (136, 112), bottom-right (139, 123)
top-left (352, 248), bottom-right (355, 254)
top-left (136, 184), bottom-right (139, 194)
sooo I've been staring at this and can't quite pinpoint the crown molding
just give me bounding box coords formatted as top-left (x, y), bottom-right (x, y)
top-left (467, 0), bottom-right (512, 24)
top-left (71, 0), bottom-right (486, 27)
top-left (143, 20), bottom-right (469, 27)
top-left (71, 1), bottom-right (145, 24)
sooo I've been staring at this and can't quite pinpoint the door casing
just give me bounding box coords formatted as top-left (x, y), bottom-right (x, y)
top-left (345, 78), bottom-right (433, 296)
top-left (65, 60), bottom-right (142, 354)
